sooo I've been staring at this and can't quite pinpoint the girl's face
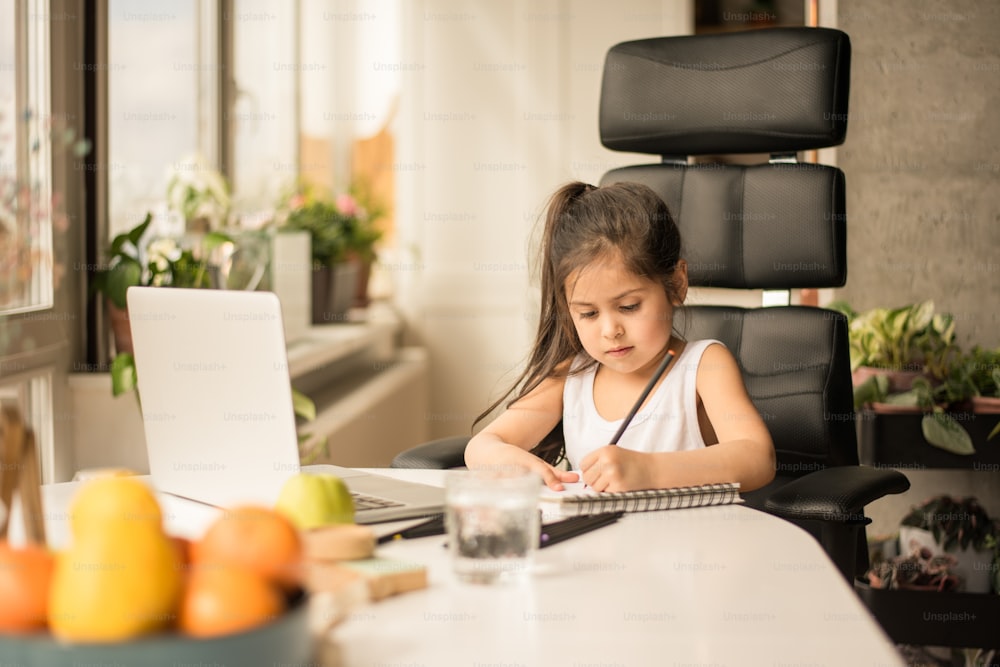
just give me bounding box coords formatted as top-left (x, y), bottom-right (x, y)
top-left (564, 255), bottom-right (687, 378)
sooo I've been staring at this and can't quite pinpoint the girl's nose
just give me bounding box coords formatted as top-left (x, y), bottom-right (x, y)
top-left (601, 316), bottom-right (624, 340)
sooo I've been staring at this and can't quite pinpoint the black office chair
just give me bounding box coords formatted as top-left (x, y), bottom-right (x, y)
top-left (393, 27), bottom-right (910, 584)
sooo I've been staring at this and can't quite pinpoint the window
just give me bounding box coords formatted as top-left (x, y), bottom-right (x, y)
top-left (105, 0), bottom-right (400, 237)
top-left (1, 0), bottom-right (54, 314)
top-left (1, 0), bottom-right (84, 484)
top-left (107, 0), bottom-right (211, 238)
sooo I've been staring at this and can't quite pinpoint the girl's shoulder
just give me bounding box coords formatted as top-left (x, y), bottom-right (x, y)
top-left (691, 340), bottom-right (743, 386)
top-left (679, 338), bottom-right (727, 363)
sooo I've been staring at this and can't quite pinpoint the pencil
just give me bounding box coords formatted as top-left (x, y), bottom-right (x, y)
top-left (609, 348), bottom-right (676, 445)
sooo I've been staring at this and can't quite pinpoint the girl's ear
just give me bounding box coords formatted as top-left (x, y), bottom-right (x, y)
top-left (672, 259), bottom-right (689, 306)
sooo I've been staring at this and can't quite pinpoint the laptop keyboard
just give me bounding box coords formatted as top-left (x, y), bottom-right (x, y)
top-left (352, 492), bottom-right (405, 511)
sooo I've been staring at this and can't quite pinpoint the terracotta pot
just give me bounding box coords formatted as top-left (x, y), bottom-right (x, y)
top-left (107, 300), bottom-right (133, 356)
top-left (353, 259), bottom-right (372, 308)
top-left (852, 366), bottom-right (926, 393)
top-left (869, 402), bottom-right (925, 415)
top-left (969, 396), bottom-right (1000, 414)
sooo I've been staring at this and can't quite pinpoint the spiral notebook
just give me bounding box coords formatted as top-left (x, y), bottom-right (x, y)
top-left (540, 482), bottom-right (742, 517)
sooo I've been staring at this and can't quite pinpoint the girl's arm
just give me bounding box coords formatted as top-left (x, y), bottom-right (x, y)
top-left (580, 344), bottom-right (776, 492)
top-left (465, 374), bottom-right (579, 490)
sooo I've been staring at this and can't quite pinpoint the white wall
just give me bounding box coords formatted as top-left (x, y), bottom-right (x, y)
top-left (392, 0), bottom-right (694, 440)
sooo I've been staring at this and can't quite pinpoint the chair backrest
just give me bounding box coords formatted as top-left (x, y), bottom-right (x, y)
top-left (598, 27), bottom-right (857, 479)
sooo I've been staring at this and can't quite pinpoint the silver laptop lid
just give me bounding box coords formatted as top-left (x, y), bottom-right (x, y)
top-left (127, 287), bottom-right (300, 507)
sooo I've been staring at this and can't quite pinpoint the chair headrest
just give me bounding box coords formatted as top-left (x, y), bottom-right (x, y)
top-left (600, 163), bottom-right (846, 289)
top-left (599, 27), bottom-right (851, 156)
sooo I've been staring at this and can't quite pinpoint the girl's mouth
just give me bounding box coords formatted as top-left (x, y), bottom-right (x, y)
top-left (607, 346), bottom-right (632, 358)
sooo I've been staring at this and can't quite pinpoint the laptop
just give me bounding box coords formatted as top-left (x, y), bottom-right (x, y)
top-left (126, 286), bottom-right (445, 524)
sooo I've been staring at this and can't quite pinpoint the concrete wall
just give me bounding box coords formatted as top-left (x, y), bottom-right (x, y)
top-left (835, 0), bottom-right (1000, 348)
top-left (833, 0), bottom-right (1000, 536)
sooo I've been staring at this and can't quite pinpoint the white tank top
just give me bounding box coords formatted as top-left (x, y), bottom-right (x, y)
top-left (562, 339), bottom-right (722, 468)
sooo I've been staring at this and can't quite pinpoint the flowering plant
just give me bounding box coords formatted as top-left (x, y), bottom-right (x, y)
top-left (96, 213), bottom-right (321, 454)
top-left (280, 182), bottom-right (383, 266)
top-left (91, 213), bottom-right (232, 310)
top-left (166, 153), bottom-right (232, 231)
top-left (91, 213), bottom-right (232, 396)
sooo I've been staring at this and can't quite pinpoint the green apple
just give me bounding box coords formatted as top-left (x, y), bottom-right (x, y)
top-left (274, 472), bottom-right (355, 530)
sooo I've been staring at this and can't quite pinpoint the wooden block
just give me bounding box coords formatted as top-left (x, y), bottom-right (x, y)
top-left (339, 558), bottom-right (428, 601)
top-left (306, 558), bottom-right (427, 602)
top-left (303, 524), bottom-right (376, 561)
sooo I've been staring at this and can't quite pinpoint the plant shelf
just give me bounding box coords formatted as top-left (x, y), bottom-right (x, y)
top-left (855, 579), bottom-right (1000, 649)
top-left (858, 409), bottom-right (1000, 470)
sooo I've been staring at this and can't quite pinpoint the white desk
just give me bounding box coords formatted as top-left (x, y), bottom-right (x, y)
top-left (32, 470), bottom-right (904, 666)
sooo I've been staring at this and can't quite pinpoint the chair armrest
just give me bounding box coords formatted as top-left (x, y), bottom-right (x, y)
top-left (764, 466), bottom-right (910, 523)
top-left (390, 436), bottom-right (470, 469)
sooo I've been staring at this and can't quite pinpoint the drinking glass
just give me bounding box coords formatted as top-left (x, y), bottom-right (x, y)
top-left (445, 467), bottom-right (541, 585)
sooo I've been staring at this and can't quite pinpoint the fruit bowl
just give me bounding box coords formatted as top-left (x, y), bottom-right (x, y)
top-left (0, 591), bottom-right (313, 667)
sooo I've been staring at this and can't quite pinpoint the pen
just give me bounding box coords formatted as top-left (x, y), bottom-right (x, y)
top-left (609, 348), bottom-right (676, 445)
top-left (539, 512), bottom-right (624, 548)
top-left (376, 514), bottom-right (445, 544)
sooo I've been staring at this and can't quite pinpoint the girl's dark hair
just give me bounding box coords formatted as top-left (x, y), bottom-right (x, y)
top-left (473, 181), bottom-right (684, 464)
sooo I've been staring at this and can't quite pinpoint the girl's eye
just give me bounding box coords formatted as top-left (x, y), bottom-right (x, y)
top-left (578, 311), bottom-right (597, 320)
top-left (620, 303), bottom-right (640, 313)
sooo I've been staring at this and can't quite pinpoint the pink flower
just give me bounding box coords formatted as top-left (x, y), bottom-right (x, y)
top-left (335, 193), bottom-right (358, 217)
top-left (288, 194), bottom-right (306, 211)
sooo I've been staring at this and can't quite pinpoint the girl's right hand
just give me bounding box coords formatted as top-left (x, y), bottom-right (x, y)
top-left (465, 435), bottom-right (578, 491)
top-left (534, 464), bottom-right (579, 491)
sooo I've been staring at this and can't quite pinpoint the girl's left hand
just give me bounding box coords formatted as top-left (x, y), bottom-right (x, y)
top-left (579, 446), bottom-right (652, 492)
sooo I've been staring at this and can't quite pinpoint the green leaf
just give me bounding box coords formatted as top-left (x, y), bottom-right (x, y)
top-left (291, 388), bottom-right (316, 422)
top-left (202, 231), bottom-right (234, 252)
top-left (126, 212), bottom-right (153, 247)
top-left (921, 412), bottom-right (975, 455)
top-left (853, 374), bottom-right (888, 409)
top-left (988, 421), bottom-right (1000, 441)
top-left (110, 353), bottom-right (137, 397)
top-left (883, 389), bottom-right (922, 407)
top-left (104, 258), bottom-right (143, 309)
top-left (909, 300), bottom-right (935, 333)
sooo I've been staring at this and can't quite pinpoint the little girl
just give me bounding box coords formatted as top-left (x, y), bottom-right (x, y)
top-left (465, 181), bottom-right (775, 493)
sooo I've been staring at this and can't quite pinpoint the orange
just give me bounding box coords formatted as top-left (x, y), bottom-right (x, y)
top-left (0, 541), bottom-right (55, 634)
top-left (171, 535), bottom-right (194, 570)
top-left (193, 505), bottom-right (302, 590)
top-left (177, 565), bottom-right (285, 637)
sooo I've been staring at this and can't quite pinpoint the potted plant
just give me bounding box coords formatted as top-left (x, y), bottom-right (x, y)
top-left (338, 183), bottom-right (385, 308)
top-left (281, 199), bottom-right (355, 323)
top-left (964, 346), bottom-right (1000, 415)
top-left (91, 213), bottom-right (233, 395)
top-left (280, 183), bottom-right (383, 322)
top-left (866, 546), bottom-right (960, 592)
top-left (831, 300), bottom-right (958, 393)
top-left (897, 495), bottom-right (999, 594)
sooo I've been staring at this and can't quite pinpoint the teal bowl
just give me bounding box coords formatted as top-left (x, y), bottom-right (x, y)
top-left (0, 592), bottom-right (313, 667)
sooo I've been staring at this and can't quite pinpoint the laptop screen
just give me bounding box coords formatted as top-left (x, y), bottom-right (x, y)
top-left (127, 287), bottom-right (301, 507)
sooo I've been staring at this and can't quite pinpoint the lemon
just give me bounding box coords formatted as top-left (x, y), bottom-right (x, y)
top-left (48, 477), bottom-right (183, 642)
